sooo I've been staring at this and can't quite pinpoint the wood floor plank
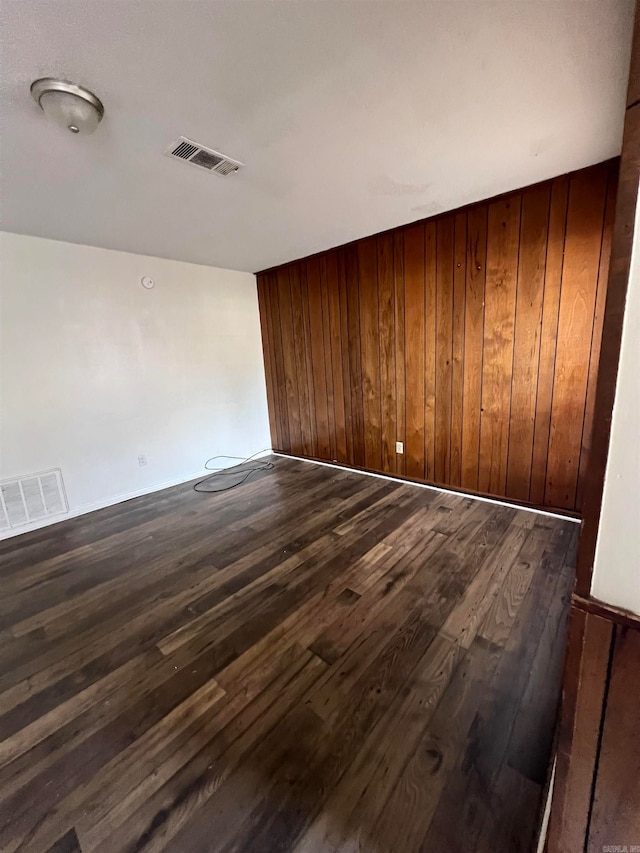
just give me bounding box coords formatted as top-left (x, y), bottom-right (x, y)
top-left (293, 635), bottom-right (462, 853)
top-left (85, 650), bottom-right (327, 853)
top-left (0, 481), bottom-right (390, 719)
top-left (0, 455), bottom-right (576, 853)
top-left (437, 521), bottom-right (530, 649)
top-left (421, 510), bottom-right (575, 852)
top-left (1, 679), bottom-right (227, 852)
top-left (193, 575), bottom-right (449, 853)
top-left (371, 636), bottom-right (501, 853)
top-left (306, 532), bottom-right (448, 717)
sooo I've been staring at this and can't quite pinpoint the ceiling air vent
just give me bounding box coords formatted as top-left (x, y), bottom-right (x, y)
top-left (165, 137), bottom-right (243, 177)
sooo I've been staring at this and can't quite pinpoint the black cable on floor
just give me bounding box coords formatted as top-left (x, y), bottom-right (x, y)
top-left (193, 450), bottom-right (274, 494)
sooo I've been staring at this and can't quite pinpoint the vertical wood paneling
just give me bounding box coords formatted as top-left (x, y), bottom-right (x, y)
top-left (306, 257), bottom-right (330, 459)
top-left (529, 176), bottom-right (569, 505)
top-left (393, 232), bottom-right (406, 477)
top-left (547, 609), bottom-right (614, 853)
top-left (546, 165), bottom-right (609, 509)
top-left (337, 248), bottom-right (354, 465)
top-left (404, 223), bottom-right (426, 479)
top-left (345, 245), bottom-right (365, 467)
top-left (289, 264), bottom-right (315, 457)
top-left (478, 196), bottom-right (521, 495)
top-left (575, 165), bottom-right (618, 511)
top-left (587, 624), bottom-right (640, 850)
top-left (325, 251), bottom-right (348, 463)
top-left (266, 271), bottom-right (291, 451)
top-left (319, 255), bottom-right (337, 460)
top-left (276, 266), bottom-right (303, 455)
top-left (435, 215), bottom-right (455, 484)
top-left (505, 184), bottom-right (550, 502)
top-left (461, 205), bottom-right (487, 491)
top-left (299, 261), bottom-right (319, 457)
top-left (377, 233), bottom-right (396, 474)
top-left (424, 221), bottom-right (437, 481)
top-left (358, 237), bottom-right (382, 471)
top-left (451, 211), bottom-right (467, 486)
top-left (257, 162), bottom-right (616, 511)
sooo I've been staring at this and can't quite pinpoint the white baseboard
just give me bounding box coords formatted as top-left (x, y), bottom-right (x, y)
top-left (536, 757), bottom-right (556, 853)
top-left (2, 449), bottom-right (577, 542)
top-left (0, 450), bottom-right (274, 542)
top-left (274, 453), bottom-right (581, 524)
top-left (0, 470), bottom-right (205, 541)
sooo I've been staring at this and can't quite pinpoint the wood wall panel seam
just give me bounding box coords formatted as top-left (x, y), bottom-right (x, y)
top-left (273, 269), bottom-right (290, 450)
top-left (506, 184), bottom-right (551, 504)
top-left (504, 191), bottom-right (525, 502)
top-left (451, 211), bottom-right (467, 488)
top-left (435, 215), bottom-right (455, 486)
top-left (575, 165), bottom-right (618, 512)
top-left (583, 618), bottom-right (618, 850)
top-left (546, 165), bottom-right (609, 509)
top-left (393, 231), bottom-right (406, 477)
top-left (404, 223), bottom-right (427, 480)
top-left (530, 176), bottom-right (570, 507)
top-left (319, 256), bottom-right (336, 461)
top-left (347, 245), bottom-right (366, 467)
top-left (277, 267), bottom-right (303, 454)
top-left (300, 262), bottom-right (319, 457)
top-left (425, 221), bottom-right (437, 482)
top-left (526, 185), bottom-right (554, 504)
top-left (478, 194), bottom-right (521, 496)
top-left (337, 248), bottom-right (354, 465)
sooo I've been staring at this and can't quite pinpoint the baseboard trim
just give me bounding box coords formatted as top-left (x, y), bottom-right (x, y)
top-left (3, 449), bottom-right (580, 542)
top-left (0, 471), bottom-right (205, 541)
top-left (0, 451), bottom-right (274, 542)
top-left (274, 452), bottom-right (581, 524)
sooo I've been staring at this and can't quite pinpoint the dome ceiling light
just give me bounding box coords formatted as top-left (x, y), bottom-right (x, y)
top-left (30, 78), bottom-right (104, 136)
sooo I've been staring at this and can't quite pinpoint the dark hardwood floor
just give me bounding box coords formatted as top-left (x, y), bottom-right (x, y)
top-left (0, 456), bottom-right (577, 853)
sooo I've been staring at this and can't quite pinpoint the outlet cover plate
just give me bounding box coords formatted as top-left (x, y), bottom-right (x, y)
top-left (395, 441), bottom-right (404, 454)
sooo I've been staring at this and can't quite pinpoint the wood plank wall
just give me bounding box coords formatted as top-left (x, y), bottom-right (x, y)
top-left (548, 612), bottom-right (640, 851)
top-left (257, 161), bottom-right (617, 512)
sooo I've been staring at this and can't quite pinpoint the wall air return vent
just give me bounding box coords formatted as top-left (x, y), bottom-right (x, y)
top-left (165, 137), bottom-right (244, 176)
top-left (0, 468), bottom-right (68, 531)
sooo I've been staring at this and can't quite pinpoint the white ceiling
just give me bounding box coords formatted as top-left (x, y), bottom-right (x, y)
top-left (0, 1), bottom-right (634, 273)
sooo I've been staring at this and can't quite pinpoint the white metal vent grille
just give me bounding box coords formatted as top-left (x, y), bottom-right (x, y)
top-left (165, 137), bottom-right (243, 177)
top-left (0, 469), bottom-right (68, 530)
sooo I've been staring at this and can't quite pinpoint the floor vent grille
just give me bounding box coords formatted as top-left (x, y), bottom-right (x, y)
top-left (0, 469), bottom-right (68, 530)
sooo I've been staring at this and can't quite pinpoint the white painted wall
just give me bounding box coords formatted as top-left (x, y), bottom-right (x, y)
top-left (591, 200), bottom-right (640, 615)
top-left (0, 232), bottom-right (270, 537)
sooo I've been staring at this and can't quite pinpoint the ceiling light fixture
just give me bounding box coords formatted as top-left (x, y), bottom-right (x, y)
top-left (30, 78), bottom-right (104, 135)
